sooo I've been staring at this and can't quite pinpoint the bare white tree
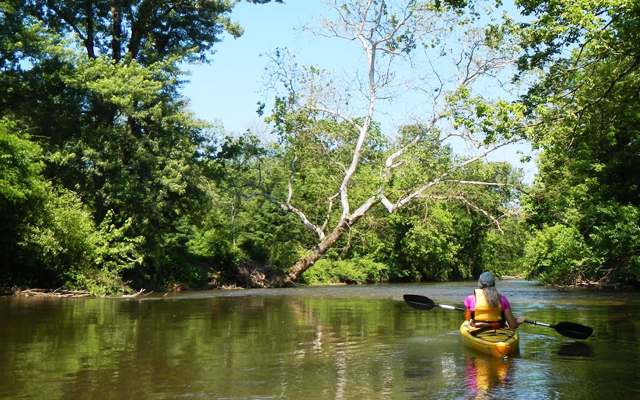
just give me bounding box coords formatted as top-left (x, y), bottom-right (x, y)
top-left (253, 0), bottom-right (527, 283)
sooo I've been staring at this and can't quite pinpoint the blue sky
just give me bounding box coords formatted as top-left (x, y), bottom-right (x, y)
top-left (181, 0), bottom-right (537, 183)
top-left (182, 1), bottom-right (334, 133)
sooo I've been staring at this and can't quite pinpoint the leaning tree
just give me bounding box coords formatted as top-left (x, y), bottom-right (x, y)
top-left (238, 0), bottom-right (531, 283)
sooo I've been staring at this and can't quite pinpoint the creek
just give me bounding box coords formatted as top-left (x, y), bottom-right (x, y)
top-left (1, 280), bottom-right (639, 399)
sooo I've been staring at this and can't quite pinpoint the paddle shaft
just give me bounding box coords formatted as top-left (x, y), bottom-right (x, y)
top-left (438, 304), bottom-right (466, 312)
top-left (525, 320), bottom-right (553, 328)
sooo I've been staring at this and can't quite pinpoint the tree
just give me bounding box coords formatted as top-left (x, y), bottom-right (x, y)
top-left (12, 0), bottom-right (283, 223)
top-left (0, 0), bottom-right (283, 291)
top-left (235, 0), bottom-right (529, 283)
top-left (516, 0), bottom-right (640, 285)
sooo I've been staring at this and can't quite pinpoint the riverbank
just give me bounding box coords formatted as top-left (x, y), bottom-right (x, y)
top-left (3, 288), bottom-right (150, 298)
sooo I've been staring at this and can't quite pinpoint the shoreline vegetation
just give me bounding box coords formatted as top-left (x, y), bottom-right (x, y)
top-left (2, 274), bottom-right (636, 299)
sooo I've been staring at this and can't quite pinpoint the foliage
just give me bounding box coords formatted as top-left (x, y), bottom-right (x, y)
top-left (0, 0), bottom-right (549, 292)
top-left (516, 0), bottom-right (640, 285)
top-left (0, 0), bottom-right (284, 292)
top-left (477, 219), bottom-right (530, 278)
top-left (83, 211), bottom-right (145, 295)
top-left (0, 119), bottom-right (45, 205)
top-left (6, 180), bottom-right (144, 294)
top-left (522, 224), bottom-right (588, 285)
top-left (209, 133), bottom-right (319, 271)
top-left (393, 205), bottom-right (467, 281)
top-left (299, 258), bottom-right (390, 285)
top-left (583, 203), bottom-right (640, 283)
top-left (381, 198), bottom-right (524, 282)
top-left (0, 119), bottom-right (46, 286)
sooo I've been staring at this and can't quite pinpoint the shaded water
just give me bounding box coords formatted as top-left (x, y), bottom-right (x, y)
top-left (1, 281), bottom-right (640, 399)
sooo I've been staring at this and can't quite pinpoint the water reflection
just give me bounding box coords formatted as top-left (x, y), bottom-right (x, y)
top-left (557, 342), bottom-right (595, 358)
top-left (2, 283), bottom-right (640, 399)
top-left (464, 354), bottom-right (514, 399)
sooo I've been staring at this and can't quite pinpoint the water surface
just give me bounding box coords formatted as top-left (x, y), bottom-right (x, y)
top-left (1, 281), bottom-right (639, 399)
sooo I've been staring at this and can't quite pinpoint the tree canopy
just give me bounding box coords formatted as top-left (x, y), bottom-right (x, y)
top-left (0, 0), bottom-right (284, 292)
top-left (1, 0), bottom-right (639, 293)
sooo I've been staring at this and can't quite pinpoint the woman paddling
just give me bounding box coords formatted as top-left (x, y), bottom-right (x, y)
top-left (464, 272), bottom-right (526, 330)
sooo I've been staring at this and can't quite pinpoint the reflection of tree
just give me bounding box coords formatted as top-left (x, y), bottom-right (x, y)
top-left (286, 296), bottom-right (436, 398)
top-left (1, 294), bottom-right (540, 399)
top-left (285, 297), bottom-right (360, 399)
top-left (557, 342), bottom-right (594, 358)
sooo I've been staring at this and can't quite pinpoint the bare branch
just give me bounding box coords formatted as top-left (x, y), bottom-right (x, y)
top-left (315, 135), bottom-right (347, 173)
top-left (287, 155), bottom-right (297, 206)
top-left (442, 180), bottom-right (511, 187)
top-left (303, 104), bottom-right (362, 130)
top-left (321, 193), bottom-right (341, 231)
top-left (381, 136), bottom-right (522, 212)
top-left (383, 110), bottom-right (447, 170)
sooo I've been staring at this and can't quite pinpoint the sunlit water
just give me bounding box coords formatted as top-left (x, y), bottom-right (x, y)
top-left (1, 281), bottom-right (640, 399)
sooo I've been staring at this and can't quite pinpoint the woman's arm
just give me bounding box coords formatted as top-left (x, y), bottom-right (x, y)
top-left (504, 308), bottom-right (526, 329)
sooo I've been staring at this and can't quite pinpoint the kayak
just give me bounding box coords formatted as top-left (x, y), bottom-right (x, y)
top-left (459, 321), bottom-right (519, 358)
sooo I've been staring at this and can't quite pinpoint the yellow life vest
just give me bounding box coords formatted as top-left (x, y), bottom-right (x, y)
top-left (473, 288), bottom-right (503, 322)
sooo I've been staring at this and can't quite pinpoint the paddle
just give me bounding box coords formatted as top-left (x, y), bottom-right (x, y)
top-left (403, 294), bottom-right (593, 340)
top-left (523, 320), bottom-right (593, 340)
top-left (403, 294), bottom-right (466, 312)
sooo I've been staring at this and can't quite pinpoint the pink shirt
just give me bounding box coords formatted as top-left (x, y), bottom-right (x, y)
top-left (464, 294), bottom-right (511, 312)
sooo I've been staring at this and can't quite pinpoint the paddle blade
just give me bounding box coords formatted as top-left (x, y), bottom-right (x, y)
top-left (403, 294), bottom-right (436, 311)
top-left (555, 322), bottom-right (593, 339)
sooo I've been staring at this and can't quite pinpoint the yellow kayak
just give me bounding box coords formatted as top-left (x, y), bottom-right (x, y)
top-left (459, 321), bottom-right (519, 358)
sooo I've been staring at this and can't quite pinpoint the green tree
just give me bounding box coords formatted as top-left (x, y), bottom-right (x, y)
top-left (516, 0), bottom-right (640, 285)
top-left (0, 119), bottom-right (142, 292)
top-left (0, 118), bottom-right (46, 285)
top-left (0, 0), bottom-right (283, 291)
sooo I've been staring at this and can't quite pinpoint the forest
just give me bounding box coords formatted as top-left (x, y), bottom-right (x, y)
top-left (1, 0), bottom-right (638, 295)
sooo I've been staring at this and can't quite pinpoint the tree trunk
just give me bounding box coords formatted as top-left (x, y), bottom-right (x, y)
top-left (285, 223), bottom-right (348, 283)
top-left (85, 3), bottom-right (95, 58)
top-left (284, 196), bottom-right (376, 284)
top-left (110, 0), bottom-right (122, 63)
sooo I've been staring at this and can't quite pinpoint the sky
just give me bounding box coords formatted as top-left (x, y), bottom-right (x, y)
top-left (182, 1), bottom-right (334, 133)
top-left (181, 0), bottom-right (538, 183)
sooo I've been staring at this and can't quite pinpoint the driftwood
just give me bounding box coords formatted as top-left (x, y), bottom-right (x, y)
top-left (117, 289), bottom-right (148, 298)
top-left (8, 288), bottom-right (150, 298)
top-left (14, 288), bottom-right (94, 298)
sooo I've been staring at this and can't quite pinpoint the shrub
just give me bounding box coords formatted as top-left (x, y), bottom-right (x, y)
top-left (523, 224), bottom-right (588, 285)
top-left (299, 257), bottom-right (390, 285)
top-left (584, 203), bottom-right (640, 284)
